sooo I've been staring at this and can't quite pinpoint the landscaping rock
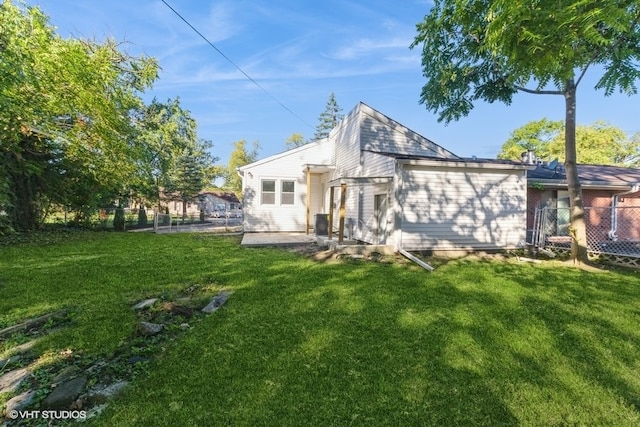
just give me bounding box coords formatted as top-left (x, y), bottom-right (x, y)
top-left (85, 381), bottom-right (129, 406)
top-left (0, 355), bottom-right (22, 369)
top-left (127, 356), bottom-right (148, 364)
top-left (42, 376), bottom-right (87, 409)
top-left (133, 298), bottom-right (158, 310)
top-left (179, 323), bottom-right (190, 331)
top-left (202, 291), bottom-right (232, 313)
top-left (0, 309), bottom-right (69, 339)
top-left (83, 403), bottom-right (108, 422)
top-left (4, 389), bottom-right (36, 415)
top-left (5, 339), bottom-right (38, 357)
top-left (138, 321), bottom-right (163, 336)
top-left (52, 365), bottom-right (82, 385)
top-left (0, 367), bottom-right (31, 395)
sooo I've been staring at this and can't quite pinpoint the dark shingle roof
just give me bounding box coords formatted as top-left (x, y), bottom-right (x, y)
top-left (529, 163), bottom-right (640, 186)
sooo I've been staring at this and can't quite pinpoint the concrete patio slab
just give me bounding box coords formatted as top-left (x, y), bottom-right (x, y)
top-left (240, 232), bottom-right (318, 247)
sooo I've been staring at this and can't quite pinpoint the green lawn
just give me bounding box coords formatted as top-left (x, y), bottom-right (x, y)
top-left (1, 232), bottom-right (640, 426)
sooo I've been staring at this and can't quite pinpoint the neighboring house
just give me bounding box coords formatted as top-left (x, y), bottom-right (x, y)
top-left (199, 191), bottom-right (242, 217)
top-left (164, 191), bottom-right (241, 217)
top-left (527, 161), bottom-right (640, 244)
top-left (238, 102), bottom-right (531, 253)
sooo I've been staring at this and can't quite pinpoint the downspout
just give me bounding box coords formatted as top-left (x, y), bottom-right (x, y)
top-left (608, 184), bottom-right (640, 241)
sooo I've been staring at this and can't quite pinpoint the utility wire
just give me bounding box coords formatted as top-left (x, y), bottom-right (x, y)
top-left (161, 0), bottom-right (314, 130)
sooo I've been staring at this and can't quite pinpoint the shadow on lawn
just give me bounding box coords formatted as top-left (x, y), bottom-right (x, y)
top-left (94, 245), bottom-right (640, 426)
top-left (215, 258), bottom-right (523, 426)
top-left (490, 262), bottom-right (640, 411)
top-left (234, 258), bottom-right (640, 425)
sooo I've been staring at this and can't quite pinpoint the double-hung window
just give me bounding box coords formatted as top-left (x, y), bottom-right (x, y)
top-left (261, 179), bottom-right (295, 205)
top-left (261, 180), bottom-right (276, 205)
top-left (281, 180), bottom-right (295, 205)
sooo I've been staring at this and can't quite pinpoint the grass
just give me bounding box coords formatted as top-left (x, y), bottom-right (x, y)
top-left (1, 232), bottom-right (640, 426)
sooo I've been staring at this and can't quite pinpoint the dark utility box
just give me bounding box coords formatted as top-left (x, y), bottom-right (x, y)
top-left (315, 214), bottom-right (329, 235)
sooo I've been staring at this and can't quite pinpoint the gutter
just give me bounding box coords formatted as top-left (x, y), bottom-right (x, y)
top-left (528, 179), bottom-right (633, 191)
top-left (397, 158), bottom-right (533, 171)
top-left (608, 184), bottom-right (640, 241)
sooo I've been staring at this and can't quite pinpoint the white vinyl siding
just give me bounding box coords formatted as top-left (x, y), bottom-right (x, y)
top-left (359, 107), bottom-right (457, 159)
top-left (349, 183), bottom-right (394, 246)
top-left (240, 139), bottom-right (334, 232)
top-left (399, 166), bottom-right (526, 251)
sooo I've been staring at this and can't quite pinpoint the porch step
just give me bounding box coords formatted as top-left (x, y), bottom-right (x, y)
top-left (316, 236), bottom-right (395, 256)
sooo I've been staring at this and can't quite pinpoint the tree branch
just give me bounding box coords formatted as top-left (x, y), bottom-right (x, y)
top-left (577, 9), bottom-right (640, 88)
top-left (514, 85), bottom-right (564, 95)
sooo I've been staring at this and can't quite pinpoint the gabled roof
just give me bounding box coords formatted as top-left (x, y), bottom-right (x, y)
top-left (352, 102), bottom-right (459, 159)
top-left (237, 137), bottom-right (331, 172)
top-left (238, 102), bottom-right (459, 173)
top-left (529, 163), bottom-right (640, 189)
top-left (200, 191), bottom-right (240, 203)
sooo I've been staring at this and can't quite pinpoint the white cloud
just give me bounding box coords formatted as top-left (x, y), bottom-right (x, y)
top-left (325, 37), bottom-right (414, 61)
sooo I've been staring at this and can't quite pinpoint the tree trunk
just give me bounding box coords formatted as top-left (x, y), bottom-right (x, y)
top-left (564, 79), bottom-right (589, 263)
top-left (182, 197), bottom-right (187, 221)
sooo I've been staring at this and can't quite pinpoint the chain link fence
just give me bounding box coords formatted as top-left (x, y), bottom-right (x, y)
top-left (46, 207), bottom-right (155, 231)
top-left (530, 206), bottom-right (640, 261)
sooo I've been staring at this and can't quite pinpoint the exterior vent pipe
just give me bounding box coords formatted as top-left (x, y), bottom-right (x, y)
top-left (609, 184), bottom-right (640, 241)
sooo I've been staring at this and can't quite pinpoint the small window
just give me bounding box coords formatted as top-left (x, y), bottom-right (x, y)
top-left (281, 180), bottom-right (295, 205)
top-left (262, 180), bottom-right (275, 205)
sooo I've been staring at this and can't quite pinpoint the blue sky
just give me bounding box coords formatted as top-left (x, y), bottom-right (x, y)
top-left (33, 0), bottom-right (640, 165)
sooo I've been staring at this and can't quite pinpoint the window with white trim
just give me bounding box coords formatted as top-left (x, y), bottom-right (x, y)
top-left (281, 180), bottom-right (295, 205)
top-left (261, 180), bottom-right (275, 205)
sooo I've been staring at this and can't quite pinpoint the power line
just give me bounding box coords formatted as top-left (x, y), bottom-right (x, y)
top-left (160, 0), bottom-right (314, 130)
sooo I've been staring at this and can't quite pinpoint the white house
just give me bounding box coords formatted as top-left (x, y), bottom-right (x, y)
top-left (238, 102), bottom-right (531, 253)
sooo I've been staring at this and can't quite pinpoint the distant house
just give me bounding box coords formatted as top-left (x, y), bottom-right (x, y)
top-left (527, 161), bottom-right (640, 244)
top-left (164, 191), bottom-right (241, 217)
top-left (199, 191), bottom-right (241, 216)
top-left (238, 102), bottom-right (531, 253)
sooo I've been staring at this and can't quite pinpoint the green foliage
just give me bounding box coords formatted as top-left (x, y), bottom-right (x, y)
top-left (498, 118), bottom-right (563, 161)
top-left (224, 140), bottom-right (260, 196)
top-left (311, 92), bottom-right (343, 141)
top-left (411, 0), bottom-right (640, 124)
top-left (113, 208), bottom-right (125, 231)
top-left (164, 142), bottom-right (216, 218)
top-left (0, 0), bottom-right (159, 230)
top-left (499, 119), bottom-right (639, 165)
top-left (137, 207), bottom-right (148, 227)
top-left (285, 132), bottom-right (305, 150)
top-left (132, 98), bottom-right (216, 208)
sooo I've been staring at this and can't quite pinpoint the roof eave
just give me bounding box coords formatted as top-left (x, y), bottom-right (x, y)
top-left (528, 179), bottom-right (638, 190)
top-left (397, 158), bottom-right (533, 171)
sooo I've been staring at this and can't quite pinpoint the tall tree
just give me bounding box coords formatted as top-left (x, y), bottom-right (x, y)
top-left (0, 0), bottom-right (158, 230)
top-left (626, 132), bottom-right (640, 167)
top-left (412, 0), bottom-right (640, 263)
top-left (311, 93), bottom-right (343, 141)
top-left (498, 120), bottom-right (638, 166)
top-left (133, 98), bottom-right (202, 208)
top-left (164, 141), bottom-right (216, 219)
top-left (285, 133), bottom-right (305, 150)
top-left (224, 140), bottom-right (260, 196)
top-left (497, 119), bottom-right (563, 161)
